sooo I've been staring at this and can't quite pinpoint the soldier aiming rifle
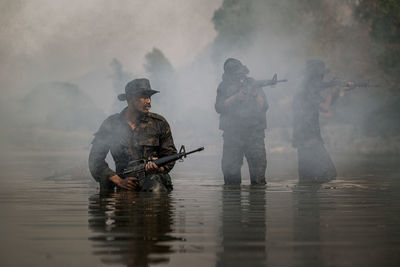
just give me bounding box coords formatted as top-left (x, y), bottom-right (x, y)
top-left (215, 58), bottom-right (287, 185)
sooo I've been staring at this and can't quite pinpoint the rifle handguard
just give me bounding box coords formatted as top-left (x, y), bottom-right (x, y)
top-left (153, 146), bottom-right (204, 166)
top-left (119, 146), bottom-right (204, 179)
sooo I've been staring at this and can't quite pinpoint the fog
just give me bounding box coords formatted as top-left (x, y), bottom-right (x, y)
top-left (0, 0), bottom-right (222, 150)
top-left (1, 3), bottom-right (400, 266)
top-left (1, 0), bottom-right (399, 157)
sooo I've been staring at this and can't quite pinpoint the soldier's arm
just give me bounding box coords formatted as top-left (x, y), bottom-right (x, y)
top-left (215, 83), bottom-right (227, 114)
top-left (89, 133), bottom-right (138, 190)
top-left (321, 79), bottom-right (339, 89)
top-left (319, 87), bottom-right (339, 112)
top-left (89, 117), bottom-right (140, 190)
top-left (158, 121), bottom-right (177, 173)
top-left (88, 119), bottom-right (118, 186)
top-left (88, 136), bottom-right (117, 184)
top-left (256, 88), bottom-right (268, 111)
top-left (215, 83), bottom-right (244, 114)
top-left (224, 91), bottom-right (246, 106)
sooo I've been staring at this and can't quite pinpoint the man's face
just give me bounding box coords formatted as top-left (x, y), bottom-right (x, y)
top-left (128, 93), bottom-right (151, 114)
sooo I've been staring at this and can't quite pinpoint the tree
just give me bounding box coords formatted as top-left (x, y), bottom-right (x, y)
top-left (144, 48), bottom-right (178, 115)
top-left (355, 0), bottom-right (400, 84)
top-left (109, 58), bottom-right (132, 113)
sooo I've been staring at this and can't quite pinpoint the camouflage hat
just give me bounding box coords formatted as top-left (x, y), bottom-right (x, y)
top-left (223, 58), bottom-right (249, 75)
top-left (305, 60), bottom-right (330, 75)
top-left (118, 78), bottom-right (159, 101)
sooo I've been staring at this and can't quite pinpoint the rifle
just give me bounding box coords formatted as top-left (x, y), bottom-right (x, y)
top-left (321, 79), bottom-right (379, 105)
top-left (241, 73), bottom-right (288, 95)
top-left (341, 81), bottom-right (380, 91)
top-left (119, 145), bottom-right (204, 184)
top-left (253, 73), bottom-right (288, 87)
top-left (323, 78), bottom-right (380, 90)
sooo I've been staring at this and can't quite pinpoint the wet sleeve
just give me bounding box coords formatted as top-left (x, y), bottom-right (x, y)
top-left (88, 120), bottom-right (116, 184)
top-left (158, 121), bottom-right (177, 173)
top-left (215, 83), bottom-right (228, 114)
top-left (321, 80), bottom-right (339, 89)
top-left (257, 88), bottom-right (269, 111)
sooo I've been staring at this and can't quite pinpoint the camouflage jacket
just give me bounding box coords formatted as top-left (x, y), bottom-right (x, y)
top-left (215, 73), bottom-right (268, 132)
top-left (88, 108), bottom-right (177, 184)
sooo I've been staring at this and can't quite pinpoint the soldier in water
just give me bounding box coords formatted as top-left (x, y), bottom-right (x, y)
top-left (292, 60), bottom-right (355, 183)
top-left (88, 78), bottom-right (177, 192)
top-left (215, 58), bottom-right (278, 185)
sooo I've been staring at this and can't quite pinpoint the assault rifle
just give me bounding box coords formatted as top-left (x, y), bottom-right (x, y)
top-left (241, 73), bottom-right (288, 94)
top-left (321, 79), bottom-right (380, 105)
top-left (253, 73), bottom-right (288, 87)
top-left (119, 145), bottom-right (204, 182)
top-left (322, 78), bottom-right (379, 91)
top-left (341, 81), bottom-right (379, 91)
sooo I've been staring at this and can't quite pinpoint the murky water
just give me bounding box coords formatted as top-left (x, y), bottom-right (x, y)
top-left (0, 151), bottom-right (399, 266)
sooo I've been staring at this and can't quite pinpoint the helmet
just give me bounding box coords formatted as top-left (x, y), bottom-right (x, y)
top-left (305, 60), bottom-right (330, 75)
top-left (223, 58), bottom-right (249, 75)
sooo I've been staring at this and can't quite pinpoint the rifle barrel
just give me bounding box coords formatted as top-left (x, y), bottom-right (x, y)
top-left (152, 147), bottom-right (204, 166)
top-left (184, 147), bottom-right (204, 156)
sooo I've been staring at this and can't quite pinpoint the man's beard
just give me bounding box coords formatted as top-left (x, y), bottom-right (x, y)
top-left (138, 104), bottom-right (151, 115)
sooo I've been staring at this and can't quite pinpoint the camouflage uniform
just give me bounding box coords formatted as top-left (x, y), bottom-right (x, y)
top-left (215, 59), bottom-right (268, 185)
top-left (89, 107), bottom-right (177, 191)
top-left (292, 60), bottom-right (337, 182)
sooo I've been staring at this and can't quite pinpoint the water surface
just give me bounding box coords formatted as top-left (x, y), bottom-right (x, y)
top-left (0, 151), bottom-right (399, 266)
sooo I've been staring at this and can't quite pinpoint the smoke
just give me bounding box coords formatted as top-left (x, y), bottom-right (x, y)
top-left (0, 0), bottom-right (398, 156)
top-left (0, 0), bottom-right (222, 150)
top-left (0, 0), bottom-right (221, 101)
top-left (207, 0), bottom-right (400, 154)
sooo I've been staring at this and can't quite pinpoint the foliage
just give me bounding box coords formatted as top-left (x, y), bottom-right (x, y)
top-left (21, 82), bottom-right (104, 132)
top-left (355, 0), bottom-right (400, 80)
top-left (355, 0), bottom-right (400, 43)
top-left (109, 58), bottom-right (133, 113)
top-left (144, 48), bottom-right (174, 76)
top-left (212, 0), bottom-right (254, 49)
top-left (144, 48), bottom-right (178, 115)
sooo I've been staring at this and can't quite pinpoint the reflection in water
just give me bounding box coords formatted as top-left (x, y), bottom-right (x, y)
top-left (88, 192), bottom-right (180, 266)
top-left (292, 185), bottom-right (323, 267)
top-left (2, 153), bottom-right (400, 266)
top-left (217, 185), bottom-right (267, 267)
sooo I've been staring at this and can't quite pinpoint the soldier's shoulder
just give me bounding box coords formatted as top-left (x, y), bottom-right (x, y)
top-left (98, 113), bottom-right (121, 130)
top-left (218, 80), bottom-right (228, 88)
top-left (103, 113), bottom-right (121, 124)
top-left (218, 79), bottom-right (239, 90)
top-left (148, 112), bottom-right (168, 122)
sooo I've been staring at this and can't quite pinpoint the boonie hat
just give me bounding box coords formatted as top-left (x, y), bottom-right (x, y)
top-left (118, 78), bottom-right (159, 101)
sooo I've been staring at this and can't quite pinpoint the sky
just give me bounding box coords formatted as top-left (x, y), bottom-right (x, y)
top-left (0, 0), bottom-right (222, 99)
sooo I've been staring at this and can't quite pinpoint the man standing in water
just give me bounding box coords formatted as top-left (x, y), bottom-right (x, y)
top-left (292, 60), bottom-right (346, 183)
top-left (89, 78), bottom-right (177, 192)
top-left (215, 58), bottom-right (277, 185)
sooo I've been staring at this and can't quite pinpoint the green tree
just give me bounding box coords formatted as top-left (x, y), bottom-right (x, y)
top-left (355, 0), bottom-right (400, 82)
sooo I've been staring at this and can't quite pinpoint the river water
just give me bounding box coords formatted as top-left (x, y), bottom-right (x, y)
top-left (0, 151), bottom-right (399, 266)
